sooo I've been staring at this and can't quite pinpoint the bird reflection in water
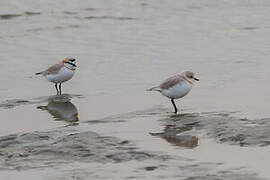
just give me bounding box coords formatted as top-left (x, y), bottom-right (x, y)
top-left (37, 95), bottom-right (79, 124)
top-left (163, 134), bottom-right (198, 148)
top-left (150, 125), bottom-right (198, 148)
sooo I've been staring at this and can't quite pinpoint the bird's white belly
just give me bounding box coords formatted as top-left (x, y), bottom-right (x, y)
top-left (161, 82), bottom-right (192, 99)
top-left (45, 68), bottom-right (75, 83)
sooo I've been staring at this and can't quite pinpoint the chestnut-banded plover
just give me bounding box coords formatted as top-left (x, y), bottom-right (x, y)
top-left (36, 57), bottom-right (77, 94)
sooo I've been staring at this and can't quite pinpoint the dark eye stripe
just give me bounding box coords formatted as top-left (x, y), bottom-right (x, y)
top-left (66, 61), bottom-right (77, 67)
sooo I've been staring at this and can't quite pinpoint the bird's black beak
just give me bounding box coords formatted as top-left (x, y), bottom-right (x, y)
top-left (194, 78), bottom-right (199, 81)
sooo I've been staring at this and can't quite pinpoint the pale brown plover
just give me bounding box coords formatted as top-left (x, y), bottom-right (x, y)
top-left (148, 71), bottom-right (199, 114)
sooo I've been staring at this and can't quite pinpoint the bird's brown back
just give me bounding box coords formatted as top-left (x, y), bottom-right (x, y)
top-left (42, 63), bottom-right (63, 75)
top-left (159, 74), bottom-right (185, 89)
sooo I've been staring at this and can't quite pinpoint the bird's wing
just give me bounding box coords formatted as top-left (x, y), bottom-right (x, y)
top-left (159, 74), bottom-right (185, 90)
top-left (42, 63), bottom-right (63, 75)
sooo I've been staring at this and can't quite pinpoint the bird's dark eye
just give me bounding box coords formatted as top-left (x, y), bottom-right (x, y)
top-left (69, 59), bottom-right (75, 62)
top-left (190, 76), bottom-right (193, 78)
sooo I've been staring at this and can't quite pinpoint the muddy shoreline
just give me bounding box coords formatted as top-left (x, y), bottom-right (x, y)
top-left (2, 0), bottom-right (270, 179)
top-left (0, 98), bottom-right (267, 179)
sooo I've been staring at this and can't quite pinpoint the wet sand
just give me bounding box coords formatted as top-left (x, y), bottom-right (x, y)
top-left (1, 0), bottom-right (270, 179)
top-left (0, 95), bottom-right (269, 179)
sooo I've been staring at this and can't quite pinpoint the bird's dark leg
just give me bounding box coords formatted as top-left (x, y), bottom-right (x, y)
top-left (55, 83), bottom-right (59, 95)
top-left (171, 98), bottom-right (178, 114)
top-left (59, 83), bottom-right (62, 95)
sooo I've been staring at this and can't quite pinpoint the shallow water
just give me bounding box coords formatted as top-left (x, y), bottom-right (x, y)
top-left (1, 0), bottom-right (270, 179)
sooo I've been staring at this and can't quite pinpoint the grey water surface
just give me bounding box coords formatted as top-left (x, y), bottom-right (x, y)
top-left (1, 0), bottom-right (270, 179)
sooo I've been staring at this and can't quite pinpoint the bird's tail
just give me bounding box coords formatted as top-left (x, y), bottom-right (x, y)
top-left (35, 72), bottom-right (42, 75)
top-left (147, 86), bottom-right (162, 92)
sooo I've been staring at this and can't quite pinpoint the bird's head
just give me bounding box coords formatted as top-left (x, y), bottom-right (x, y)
top-left (182, 71), bottom-right (199, 83)
top-left (62, 57), bottom-right (77, 70)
